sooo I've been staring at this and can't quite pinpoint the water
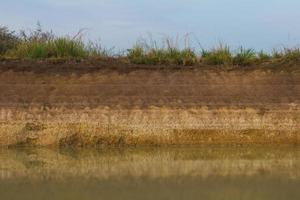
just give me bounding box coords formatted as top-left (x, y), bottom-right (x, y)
top-left (0, 145), bottom-right (299, 200)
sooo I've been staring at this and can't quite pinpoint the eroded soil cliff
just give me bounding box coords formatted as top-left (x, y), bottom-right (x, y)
top-left (0, 60), bottom-right (299, 146)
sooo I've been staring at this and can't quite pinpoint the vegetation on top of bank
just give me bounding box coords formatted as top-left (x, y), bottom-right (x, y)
top-left (1, 24), bottom-right (300, 67)
top-left (127, 37), bottom-right (197, 66)
top-left (0, 26), bottom-right (19, 55)
top-left (1, 24), bottom-right (110, 59)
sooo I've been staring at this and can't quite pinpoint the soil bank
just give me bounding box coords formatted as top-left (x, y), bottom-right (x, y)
top-left (0, 60), bottom-right (299, 146)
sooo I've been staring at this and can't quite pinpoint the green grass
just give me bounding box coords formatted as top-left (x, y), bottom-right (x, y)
top-left (257, 50), bottom-right (271, 63)
top-left (127, 38), bottom-right (197, 66)
top-left (50, 38), bottom-right (87, 58)
top-left (3, 24), bottom-right (108, 59)
top-left (7, 38), bottom-right (88, 59)
top-left (233, 47), bottom-right (256, 66)
top-left (6, 36), bottom-right (108, 59)
top-left (201, 44), bottom-right (232, 65)
top-left (1, 25), bottom-right (300, 67)
top-left (280, 48), bottom-right (300, 63)
top-left (0, 26), bottom-right (19, 55)
top-left (268, 48), bottom-right (300, 64)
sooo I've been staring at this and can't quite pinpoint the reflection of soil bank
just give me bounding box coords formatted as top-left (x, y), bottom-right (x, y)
top-left (0, 63), bottom-right (299, 146)
top-left (0, 146), bottom-right (299, 180)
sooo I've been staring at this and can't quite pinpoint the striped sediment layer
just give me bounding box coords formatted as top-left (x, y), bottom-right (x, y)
top-left (0, 61), bottom-right (299, 146)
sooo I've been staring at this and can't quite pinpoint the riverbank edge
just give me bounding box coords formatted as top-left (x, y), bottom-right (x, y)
top-left (0, 60), bottom-right (299, 147)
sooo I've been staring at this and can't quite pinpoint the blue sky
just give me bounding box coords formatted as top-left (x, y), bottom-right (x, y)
top-left (1, 0), bottom-right (300, 51)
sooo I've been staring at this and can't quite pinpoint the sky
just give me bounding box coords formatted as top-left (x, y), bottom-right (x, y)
top-left (1, 0), bottom-right (300, 51)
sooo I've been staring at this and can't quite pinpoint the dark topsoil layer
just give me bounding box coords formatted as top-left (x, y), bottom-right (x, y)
top-left (0, 58), bottom-right (299, 74)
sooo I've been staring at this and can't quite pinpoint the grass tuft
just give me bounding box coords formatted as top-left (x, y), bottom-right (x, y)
top-left (4, 24), bottom-right (108, 59)
top-left (201, 44), bottom-right (232, 65)
top-left (281, 48), bottom-right (300, 63)
top-left (257, 50), bottom-right (271, 63)
top-left (127, 37), bottom-right (197, 66)
top-left (7, 38), bottom-right (89, 59)
top-left (233, 47), bottom-right (256, 66)
top-left (0, 26), bottom-right (19, 55)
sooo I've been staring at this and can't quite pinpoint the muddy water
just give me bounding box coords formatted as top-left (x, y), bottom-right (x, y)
top-left (0, 145), bottom-right (299, 200)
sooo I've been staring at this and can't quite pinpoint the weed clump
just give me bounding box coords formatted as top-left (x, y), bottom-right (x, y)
top-left (0, 26), bottom-right (19, 55)
top-left (257, 50), bottom-right (271, 63)
top-left (128, 46), bottom-right (196, 66)
top-left (4, 24), bottom-right (108, 59)
top-left (127, 37), bottom-right (197, 66)
top-left (233, 47), bottom-right (256, 66)
top-left (280, 48), bottom-right (300, 63)
top-left (201, 44), bottom-right (232, 65)
top-left (8, 39), bottom-right (89, 59)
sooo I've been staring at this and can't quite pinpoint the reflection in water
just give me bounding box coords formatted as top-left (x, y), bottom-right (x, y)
top-left (0, 145), bottom-right (299, 200)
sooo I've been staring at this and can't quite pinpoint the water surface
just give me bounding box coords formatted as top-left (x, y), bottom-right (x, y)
top-left (0, 145), bottom-right (299, 200)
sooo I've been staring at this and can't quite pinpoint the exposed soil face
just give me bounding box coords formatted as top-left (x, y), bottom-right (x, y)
top-left (1, 58), bottom-right (299, 74)
top-left (0, 60), bottom-right (299, 146)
